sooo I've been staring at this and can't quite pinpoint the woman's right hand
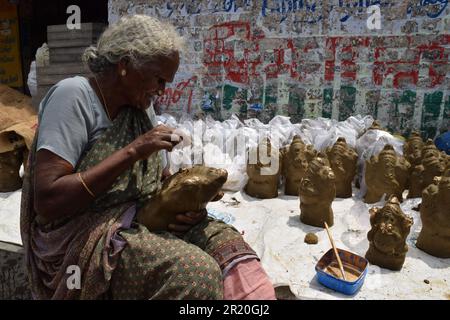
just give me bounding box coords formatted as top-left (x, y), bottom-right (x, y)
top-left (130, 124), bottom-right (182, 161)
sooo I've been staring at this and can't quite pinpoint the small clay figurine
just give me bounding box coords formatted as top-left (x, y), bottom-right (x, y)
top-left (364, 144), bottom-right (410, 203)
top-left (403, 131), bottom-right (424, 167)
top-left (245, 138), bottom-right (281, 199)
top-left (137, 166), bottom-right (227, 231)
top-left (416, 169), bottom-right (450, 258)
top-left (408, 142), bottom-right (446, 198)
top-left (299, 156), bottom-right (336, 227)
top-left (281, 136), bottom-right (309, 195)
top-left (326, 137), bottom-right (358, 198)
top-left (365, 196), bottom-right (414, 271)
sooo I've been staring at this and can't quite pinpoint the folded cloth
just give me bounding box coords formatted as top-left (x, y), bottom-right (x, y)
top-left (223, 258), bottom-right (276, 300)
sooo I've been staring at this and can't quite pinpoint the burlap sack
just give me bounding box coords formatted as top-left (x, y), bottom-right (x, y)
top-left (0, 85), bottom-right (37, 191)
top-left (0, 116), bottom-right (37, 153)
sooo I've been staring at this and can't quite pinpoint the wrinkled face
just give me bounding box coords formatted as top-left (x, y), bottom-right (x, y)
top-left (121, 51), bottom-right (180, 110)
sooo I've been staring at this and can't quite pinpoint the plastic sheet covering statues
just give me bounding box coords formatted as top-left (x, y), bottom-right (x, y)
top-left (416, 169), bottom-right (450, 258)
top-left (364, 144), bottom-right (410, 203)
top-left (137, 166), bottom-right (227, 231)
top-left (326, 137), bottom-right (358, 198)
top-left (299, 156), bottom-right (336, 227)
top-left (245, 138), bottom-right (281, 199)
top-left (365, 196), bottom-right (413, 271)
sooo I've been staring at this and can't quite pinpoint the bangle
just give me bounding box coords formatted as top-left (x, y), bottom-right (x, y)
top-left (78, 172), bottom-right (95, 198)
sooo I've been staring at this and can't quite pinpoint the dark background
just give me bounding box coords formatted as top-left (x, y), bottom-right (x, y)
top-left (16, 0), bottom-right (108, 94)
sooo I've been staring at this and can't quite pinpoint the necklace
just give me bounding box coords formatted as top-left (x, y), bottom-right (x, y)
top-left (93, 75), bottom-right (112, 121)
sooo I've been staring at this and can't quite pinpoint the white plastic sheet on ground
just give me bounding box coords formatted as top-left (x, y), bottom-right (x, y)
top-left (207, 190), bottom-right (450, 300)
top-left (0, 191), bottom-right (22, 246)
top-left (1, 188), bottom-right (449, 300)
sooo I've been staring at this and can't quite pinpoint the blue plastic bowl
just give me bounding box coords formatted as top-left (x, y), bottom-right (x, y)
top-left (315, 248), bottom-right (368, 296)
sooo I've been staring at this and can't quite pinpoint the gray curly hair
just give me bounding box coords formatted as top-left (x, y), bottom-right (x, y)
top-left (83, 15), bottom-right (185, 74)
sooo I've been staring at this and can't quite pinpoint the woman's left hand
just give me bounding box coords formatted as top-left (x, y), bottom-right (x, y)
top-left (168, 209), bottom-right (208, 237)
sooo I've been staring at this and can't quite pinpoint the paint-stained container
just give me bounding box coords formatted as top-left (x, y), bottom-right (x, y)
top-left (315, 248), bottom-right (368, 296)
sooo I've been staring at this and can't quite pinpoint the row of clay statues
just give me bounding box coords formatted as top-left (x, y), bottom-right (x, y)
top-left (242, 132), bottom-right (450, 265)
top-left (366, 167), bottom-right (450, 271)
top-left (245, 130), bottom-right (449, 204)
top-left (406, 134), bottom-right (449, 198)
top-left (244, 136), bottom-right (360, 228)
top-left (138, 164), bottom-right (448, 274)
top-left (245, 136), bottom-right (358, 199)
top-left (366, 133), bottom-right (449, 203)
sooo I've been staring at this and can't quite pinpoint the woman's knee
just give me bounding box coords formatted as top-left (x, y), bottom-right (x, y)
top-left (170, 248), bottom-right (223, 300)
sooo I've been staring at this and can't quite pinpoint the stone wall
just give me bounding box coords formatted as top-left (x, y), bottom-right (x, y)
top-left (108, 0), bottom-right (449, 138)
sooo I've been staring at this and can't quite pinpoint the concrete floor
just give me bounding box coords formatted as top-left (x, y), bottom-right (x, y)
top-left (0, 242), bottom-right (31, 299)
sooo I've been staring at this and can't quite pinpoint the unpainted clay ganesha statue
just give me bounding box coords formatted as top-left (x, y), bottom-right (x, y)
top-left (365, 196), bottom-right (414, 271)
top-left (245, 138), bottom-right (281, 199)
top-left (137, 166), bottom-right (227, 232)
top-left (299, 156), bottom-right (336, 227)
top-left (403, 131), bottom-right (424, 167)
top-left (408, 140), bottom-right (447, 198)
top-left (325, 137), bottom-right (358, 198)
top-left (364, 144), bottom-right (410, 203)
top-left (281, 136), bottom-right (309, 196)
top-left (416, 168), bottom-right (450, 258)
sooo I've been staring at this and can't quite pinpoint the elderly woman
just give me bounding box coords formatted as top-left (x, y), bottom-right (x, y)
top-left (21, 15), bottom-right (275, 300)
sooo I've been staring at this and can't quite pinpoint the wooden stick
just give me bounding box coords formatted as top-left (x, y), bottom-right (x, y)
top-left (324, 222), bottom-right (347, 281)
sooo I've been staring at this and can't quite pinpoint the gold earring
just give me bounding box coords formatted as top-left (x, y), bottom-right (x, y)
top-left (121, 70), bottom-right (126, 76)
top-left (158, 90), bottom-right (164, 96)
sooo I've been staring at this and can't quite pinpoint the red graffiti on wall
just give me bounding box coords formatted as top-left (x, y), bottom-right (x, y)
top-left (204, 22), bottom-right (303, 83)
top-left (201, 22), bottom-right (449, 93)
top-left (341, 38), bottom-right (369, 81)
top-left (263, 39), bottom-right (299, 80)
top-left (203, 21), bottom-right (264, 84)
top-left (323, 35), bottom-right (448, 89)
top-left (373, 35), bottom-right (449, 88)
top-left (155, 76), bottom-right (197, 113)
top-left (373, 42), bottom-right (420, 88)
top-left (417, 35), bottom-right (450, 88)
top-left (324, 37), bottom-right (340, 82)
